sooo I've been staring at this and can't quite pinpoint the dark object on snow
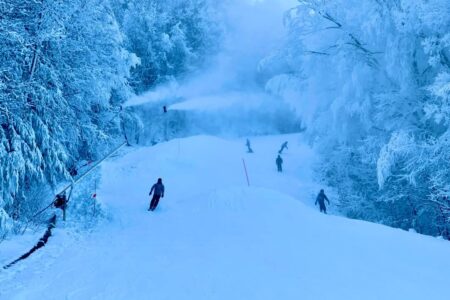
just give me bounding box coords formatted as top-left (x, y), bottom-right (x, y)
top-left (246, 139), bottom-right (253, 153)
top-left (276, 155), bottom-right (283, 172)
top-left (163, 106), bottom-right (167, 113)
top-left (3, 215), bottom-right (57, 269)
top-left (149, 178), bottom-right (165, 211)
top-left (69, 165), bottom-right (78, 176)
top-left (54, 192), bottom-right (68, 221)
top-left (315, 189), bottom-right (330, 214)
top-left (54, 193), bottom-right (67, 209)
top-left (278, 141), bottom-right (288, 154)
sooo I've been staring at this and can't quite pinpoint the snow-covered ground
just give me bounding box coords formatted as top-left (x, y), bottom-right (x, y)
top-left (1, 134), bottom-right (449, 300)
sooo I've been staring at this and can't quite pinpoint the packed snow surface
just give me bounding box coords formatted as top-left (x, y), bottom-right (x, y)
top-left (1, 135), bottom-right (449, 300)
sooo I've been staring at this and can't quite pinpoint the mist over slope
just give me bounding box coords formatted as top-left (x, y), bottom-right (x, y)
top-left (126, 0), bottom-right (302, 141)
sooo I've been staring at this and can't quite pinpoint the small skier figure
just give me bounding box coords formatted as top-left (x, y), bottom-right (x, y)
top-left (278, 141), bottom-right (288, 154)
top-left (246, 139), bottom-right (254, 153)
top-left (148, 178), bottom-right (165, 211)
top-left (276, 155), bottom-right (283, 172)
top-left (163, 106), bottom-right (167, 113)
top-left (315, 189), bottom-right (330, 214)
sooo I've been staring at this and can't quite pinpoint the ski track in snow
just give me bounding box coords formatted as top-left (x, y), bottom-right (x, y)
top-left (1, 134), bottom-right (449, 300)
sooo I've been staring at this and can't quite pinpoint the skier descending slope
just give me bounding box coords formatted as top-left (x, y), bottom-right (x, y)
top-left (148, 178), bottom-right (165, 211)
top-left (315, 189), bottom-right (330, 214)
top-left (276, 154), bottom-right (283, 172)
top-left (278, 141), bottom-right (288, 154)
top-left (246, 138), bottom-right (254, 153)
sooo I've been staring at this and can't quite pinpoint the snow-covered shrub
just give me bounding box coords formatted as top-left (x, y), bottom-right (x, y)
top-left (64, 172), bottom-right (106, 230)
top-left (121, 110), bottom-right (144, 146)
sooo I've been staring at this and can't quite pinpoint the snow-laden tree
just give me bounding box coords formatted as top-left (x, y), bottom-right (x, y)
top-left (0, 0), bottom-right (221, 236)
top-left (0, 0), bottom-right (134, 234)
top-left (117, 0), bottom-right (222, 93)
top-left (260, 0), bottom-right (450, 237)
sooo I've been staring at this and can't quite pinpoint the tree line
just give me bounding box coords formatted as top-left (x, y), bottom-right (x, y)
top-left (0, 0), bottom-right (220, 235)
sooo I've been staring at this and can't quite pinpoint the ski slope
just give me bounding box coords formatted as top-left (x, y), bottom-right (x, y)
top-left (1, 135), bottom-right (449, 300)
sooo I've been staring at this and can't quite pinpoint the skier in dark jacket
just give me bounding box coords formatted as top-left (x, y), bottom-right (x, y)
top-left (278, 141), bottom-right (288, 154)
top-left (315, 189), bottom-right (330, 214)
top-left (246, 138), bottom-right (254, 153)
top-left (276, 155), bottom-right (283, 172)
top-left (148, 178), bottom-right (165, 211)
